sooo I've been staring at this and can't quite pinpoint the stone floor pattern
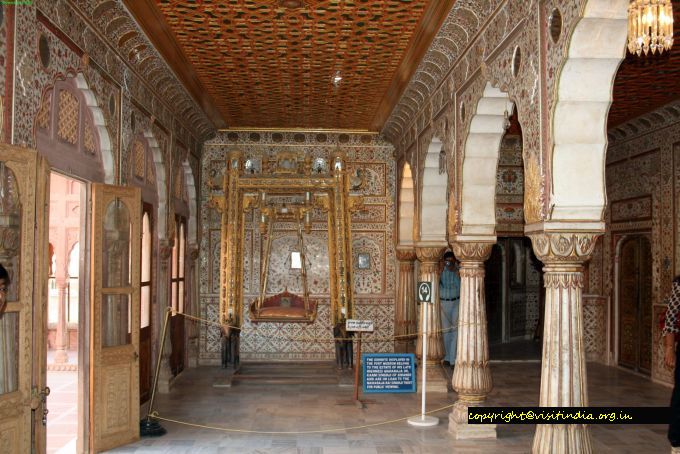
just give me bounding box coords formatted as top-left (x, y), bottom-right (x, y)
top-left (107, 362), bottom-right (672, 453)
top-left (47, 369), bottom-right (78, 454)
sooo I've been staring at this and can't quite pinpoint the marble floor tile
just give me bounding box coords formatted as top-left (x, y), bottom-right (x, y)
top-left (106, 362), bottom-right (674, 453)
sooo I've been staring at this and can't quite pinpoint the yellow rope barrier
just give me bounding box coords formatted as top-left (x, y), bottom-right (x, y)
top-left (173, 309), bottom-right (468, 343)
top-left (149, 403), bottom-right (455, 435)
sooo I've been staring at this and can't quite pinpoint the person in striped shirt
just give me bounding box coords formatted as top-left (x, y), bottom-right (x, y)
top-left (439, 251), bottom-right (460, 366)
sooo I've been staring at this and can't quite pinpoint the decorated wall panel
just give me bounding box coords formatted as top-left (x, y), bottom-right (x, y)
top-left (586, 101), bottom-right (680, 384)
top-left (199, 131), bottom-right (396, 362)
top-left (495, 133), bottom-right (524, 235)
top-left (9, 1), bottom-right (210, 178)
top-left (385, 0), bottom-right (588, 232)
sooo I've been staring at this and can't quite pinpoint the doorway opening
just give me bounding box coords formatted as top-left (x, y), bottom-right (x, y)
top-left (46, 172), bottom-right (86, 454)
top-left (617, 234), bottom-right (652, 375)
top-left (485, 237), bottom-right (543, 361)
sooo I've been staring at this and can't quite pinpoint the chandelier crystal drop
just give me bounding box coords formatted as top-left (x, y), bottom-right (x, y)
top-left (628, 0), bottom-right (674, 56)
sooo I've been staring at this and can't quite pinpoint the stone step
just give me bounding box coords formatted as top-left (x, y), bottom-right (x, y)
top-left (232, 361), bottom-right (341, 385)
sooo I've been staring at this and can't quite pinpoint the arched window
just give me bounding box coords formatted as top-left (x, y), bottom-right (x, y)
top-left (171, 218), bottom-right (186, 315)
top-left (141, 211), bottom-right (152, 328)
top-left (67, 242), bottom-right (80, 323)
top-left (35, 77), bottom-right (111, 183)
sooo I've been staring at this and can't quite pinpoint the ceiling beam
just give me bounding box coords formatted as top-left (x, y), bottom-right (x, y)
top-left (369, 0), bottom-right (457, 132)
top-left (122, 0), bottom-right (227, 129)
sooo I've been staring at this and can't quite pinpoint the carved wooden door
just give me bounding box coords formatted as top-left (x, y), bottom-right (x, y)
top-left (0, 145), bottom-right (49, 453)
top-left (618, 235), bottom-right (652, 374)
top-left (90, 184), bottom-right (141, 452)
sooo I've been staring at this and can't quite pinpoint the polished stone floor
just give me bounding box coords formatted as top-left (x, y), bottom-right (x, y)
top-left (107, 362), bottom-right (672, 453)
top-left (47, 368), bottom-right (78, 454)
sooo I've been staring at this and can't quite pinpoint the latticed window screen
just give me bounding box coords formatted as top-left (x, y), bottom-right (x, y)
top-left (133, 141), bottom-right (145, 179)
top-left (36, 91), bottom-right (52, 130)
top-left (145, 153), bottom-right (156, 186)
top-left (83, 116), bottom-right (96, 155)
top-left (57, 89), bottom-right (79, 144)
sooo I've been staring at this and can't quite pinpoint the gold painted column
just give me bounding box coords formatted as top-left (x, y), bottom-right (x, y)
top-left (395, 247), bottom-right (417, 353)
top-left (448, 240), bottom-right (496, 439)
top-left (415, 244), bottom-right (447, 392)
top-left (528, 230), bottom-right (600, 454)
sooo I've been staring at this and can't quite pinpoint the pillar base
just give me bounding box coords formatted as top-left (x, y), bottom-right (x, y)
top-left (212, 368), bottom-right (238, 388)
top-left (448, 400), bottom-right (497, 440)
top-left (53, 349), bottom-right (69, 364)
top-left (416, 364), bottom-right (449, 393)
top-left (532, 424), bottom-right (591, 454)
top-left (394, 339), bottom-right (414, 354)
top-left (187, 337), bottom-right (199, 368)
top-left (157, 368), bottom-right (179, 394)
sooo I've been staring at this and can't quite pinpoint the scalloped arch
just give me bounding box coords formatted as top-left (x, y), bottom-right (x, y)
top-left (549, 0), bottom-right (628, 222)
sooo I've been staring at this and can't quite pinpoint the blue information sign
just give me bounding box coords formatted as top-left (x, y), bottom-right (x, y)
top-left (362, 353), bottom-right (416, 393)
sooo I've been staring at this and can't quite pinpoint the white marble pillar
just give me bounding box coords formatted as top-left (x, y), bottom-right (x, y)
top-left (53, 278), bottom-right (69, 364)
top-left (528, 230), bottom-right (600, 454)
top-left (157, 240), bottom-right (175, 394)
top-left (395, 247), bottom-right (417, 353)
top-left (414, 244), bottom-right (447, 392)
top-left (449, 241), bottom-right (496, 439)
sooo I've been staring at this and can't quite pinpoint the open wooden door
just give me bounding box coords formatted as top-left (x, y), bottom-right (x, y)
top-left (90, 184), bottom-right (141, 452)
top-left (0, 145), bottom-right (49, 453)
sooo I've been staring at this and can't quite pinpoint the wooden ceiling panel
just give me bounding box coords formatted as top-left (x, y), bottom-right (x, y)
top-left (126, 0), bottom-right (453, 131)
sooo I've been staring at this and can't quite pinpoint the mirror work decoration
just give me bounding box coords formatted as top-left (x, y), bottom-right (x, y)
top-left (210, 149), bottom-right (363, 328)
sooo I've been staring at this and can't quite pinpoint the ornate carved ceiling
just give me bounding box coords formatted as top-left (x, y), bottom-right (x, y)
top-left (608, 0), bottom-right (680, 128)
top-left (124, 0), bottom-right (455, 131)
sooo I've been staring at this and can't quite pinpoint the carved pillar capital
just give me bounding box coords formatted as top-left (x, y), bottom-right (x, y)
top-left (451, 241), bottom-right (493, 263)
top-left (159, 239), bottom-right (173, 264)
top-left (415, 245), bottom-right (446, 269)
top-left (395, 246), bottom-right (417, 262)
top-left (187, 243), bottom-right (200, 262)
top-left (527, 231), bottom-right (600, 265)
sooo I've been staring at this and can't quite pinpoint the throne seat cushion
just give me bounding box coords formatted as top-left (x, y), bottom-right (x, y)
top-left (257, 306), bottom-right (308, 319)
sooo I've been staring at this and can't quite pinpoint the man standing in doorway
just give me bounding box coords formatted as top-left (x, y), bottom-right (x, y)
top-left (440, 251), bottom-right (460, 367)
top-left (0, 264), bottom-right (9, 316)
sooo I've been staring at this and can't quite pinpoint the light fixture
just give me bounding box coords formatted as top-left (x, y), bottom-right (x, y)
top-left (332, 71), bottom-right (343, 87)
top-left (627, 0), bottom-right (674, 56)
top-left (503, 109), bottom-right (511, 131)
top-left (279, 0), bottom-right (305, 9)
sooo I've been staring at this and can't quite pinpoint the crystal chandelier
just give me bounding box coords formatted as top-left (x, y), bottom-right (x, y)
top-left (628, 0), bottom-right (674, 56)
